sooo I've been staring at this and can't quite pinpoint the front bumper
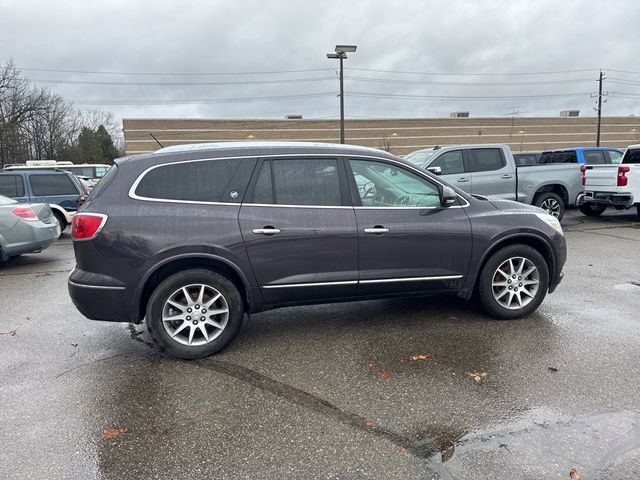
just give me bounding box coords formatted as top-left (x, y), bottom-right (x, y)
top-left (68, 267), bottom-right (131, 322)
top-left (577, 191), bottom-right (634, 208)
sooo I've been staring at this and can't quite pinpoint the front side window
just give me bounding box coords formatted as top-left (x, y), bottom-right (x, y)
top-left (0, 175), bottom-right (25, 197)
top-left (430, 150), bottom-right (465, 175)
top-left (405, 150), bottom-right (435, 166)
top-left (583, 150), bottom-right (606, 165)
top-left (349, 159), bottom-right (442, 208)
top-left (135, 158), bottom-right (248, 203)
top-left (251, 158), bottom-right (342, 206)
top-left (29, 174), bottom-right (79, 196)
top-left (467, 148), bottom-right (505, 172)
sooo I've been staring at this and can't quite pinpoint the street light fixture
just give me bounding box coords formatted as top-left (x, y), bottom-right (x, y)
top-left (327, 44), bottom-right (357, 144)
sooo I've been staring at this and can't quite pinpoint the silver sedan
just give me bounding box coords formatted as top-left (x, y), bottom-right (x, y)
top-left (0, 195), bottom-right (61, 263)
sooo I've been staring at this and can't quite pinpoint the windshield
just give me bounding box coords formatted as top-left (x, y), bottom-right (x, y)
top-left (405, 150), bottom-right (436, 166)
top-left (0, 194), bottom-right (17, 206)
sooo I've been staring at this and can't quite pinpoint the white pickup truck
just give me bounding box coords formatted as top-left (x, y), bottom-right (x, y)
top-left (578, 144), bottom-right (640, 218)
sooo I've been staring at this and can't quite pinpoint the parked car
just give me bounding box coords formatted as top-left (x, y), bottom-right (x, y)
top-left (404, 144), bottom-right (583, 220)
top-left (0, 169), bottom-right (83, 231)
top-left (539, 147), bottom-right (624, 165)
top-left (513, 151), bottom-right (542, 167)
top-left (68, 142), bottom-right (566, 359)
top-left (0, 194), bottom-right (60, 263)
top-left (5, 162), bottom-right (111, 182)
top-left (577, 144), bottom-right (640, 218)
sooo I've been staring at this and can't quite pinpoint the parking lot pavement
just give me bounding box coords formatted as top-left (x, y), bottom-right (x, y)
top-left (1, 209), bottom-right (639, 480)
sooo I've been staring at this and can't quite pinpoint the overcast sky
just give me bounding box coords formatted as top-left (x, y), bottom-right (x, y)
top-left (2, 0), bottom-right (640, 123)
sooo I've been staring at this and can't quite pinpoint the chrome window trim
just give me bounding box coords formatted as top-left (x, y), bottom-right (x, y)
top-left (262, 275), bottom-right (463, 289)
top-left (128, 153), bottom-right (470, 208)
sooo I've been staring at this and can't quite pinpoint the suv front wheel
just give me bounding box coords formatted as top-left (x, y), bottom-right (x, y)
top-left (146, 269), bottom-right (244, 359)
top-left (477, 244), bottom-right (549, 319)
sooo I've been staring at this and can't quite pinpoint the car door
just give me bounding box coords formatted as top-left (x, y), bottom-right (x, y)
top-left (238, 157), bottom-right (358, 304)
top-left (346, 157), bottom-right (472, 296)
top-left (467, 147), bottom-right (516, 201)
top-left (427, 149), bottom-right (471, 192)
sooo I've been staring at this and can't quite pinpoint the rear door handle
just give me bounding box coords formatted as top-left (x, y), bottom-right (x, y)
top-left (364, 226), bottom-right (389, 234)
top-left (501, 174), bottom-right (513, 179)
top-left (456, 177), bottom-right (469, 183)
top-left (252, 226), bottom-right (281, 235)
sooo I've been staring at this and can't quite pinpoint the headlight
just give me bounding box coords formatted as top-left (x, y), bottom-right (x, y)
top-left (535, 212), bottom-right (563, 235)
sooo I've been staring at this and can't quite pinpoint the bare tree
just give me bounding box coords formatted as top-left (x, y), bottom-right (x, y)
top-left (26, 91), bottom-right (79, 160)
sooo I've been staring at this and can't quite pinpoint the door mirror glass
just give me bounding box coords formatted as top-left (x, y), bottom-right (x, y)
top-left (441, 185), bottom-right (458, 206)
top-left (426, 166), bottom-right (442, 175)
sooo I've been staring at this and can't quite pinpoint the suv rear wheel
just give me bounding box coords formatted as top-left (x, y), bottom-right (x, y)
top-left (477, 244), bottom-right (549, 319)
top-left (534, 192), bottom-right (565, 220)
top-left (146, 269), bottom-right (244, 359)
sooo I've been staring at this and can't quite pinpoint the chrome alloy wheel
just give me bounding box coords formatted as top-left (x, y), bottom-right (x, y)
top-left (161, 284), bottom-right (229, 346)
top-left (540, 198), bottom-right (561, 218)
top-left (491, 257), bottom-right (540, 310)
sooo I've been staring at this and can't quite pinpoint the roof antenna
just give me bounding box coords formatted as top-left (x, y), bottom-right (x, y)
top-left (149, 132), bottom-right (164, 148)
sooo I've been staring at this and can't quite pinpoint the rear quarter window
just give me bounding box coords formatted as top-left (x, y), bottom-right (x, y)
top-left (29, 174), bottom-right (79, 196)
top-left (0, 175), bottom-right (25, 197)
top-left (134, 158), bottom-right (256, 203)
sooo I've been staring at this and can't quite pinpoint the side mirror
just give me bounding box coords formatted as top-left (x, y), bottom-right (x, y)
top-left (427, 166), bottom-right (442, 175)
top-left (441, 185), bottom-right (457, 207)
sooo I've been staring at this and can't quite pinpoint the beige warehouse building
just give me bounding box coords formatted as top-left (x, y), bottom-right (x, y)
top-left (123, 116), bottom-right (640, 156)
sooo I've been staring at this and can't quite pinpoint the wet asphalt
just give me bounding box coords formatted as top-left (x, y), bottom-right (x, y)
top-left (1, 209), bottom-right (639, 480)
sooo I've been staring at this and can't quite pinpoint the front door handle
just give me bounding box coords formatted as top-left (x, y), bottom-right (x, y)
top-left (364, 226), bottom-right (389, 234)
top-left (501, 174), bottom-right (513, 179)
top-left (456, 177), bottom-right (470, 183)
top-left (252, 226), bottom-right (281, 235)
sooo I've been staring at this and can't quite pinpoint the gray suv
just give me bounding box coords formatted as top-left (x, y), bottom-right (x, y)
top-left (68, 142), bottom-right (566, 359)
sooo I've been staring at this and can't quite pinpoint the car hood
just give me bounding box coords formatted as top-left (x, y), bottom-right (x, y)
top-left (484, 197), bottom-right (542, 214)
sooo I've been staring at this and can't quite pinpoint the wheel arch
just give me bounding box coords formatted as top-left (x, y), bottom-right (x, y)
top-left (135, 254), bottom-right (254, 323)
top-left (533, 183), bottom-right (569, 206)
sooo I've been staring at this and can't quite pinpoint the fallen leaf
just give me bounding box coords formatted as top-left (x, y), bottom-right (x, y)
top-left (569, 468), bottom-right (581, 480)
top-left (399, 447), bottom-right (407, 453)
top-left (0, 329), bottom-right (17, 337)
top-left (365, 420), bottom-right (374, 428)
top-left (409, 354), bottom-right (429, 361)
top-left (101, 427), bottom-right (128, 440)
top-left (376, 370), bottom-right (390, 380)
top-left (466, 371), bottom-right (488, 383)
top-left (548, 367), bottom-right (559, 373)
top-left (367, 363), bottom-right (374, 369)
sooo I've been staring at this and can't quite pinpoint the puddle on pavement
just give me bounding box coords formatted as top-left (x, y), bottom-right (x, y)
top-left (425, 409), bottom-right (640, 479)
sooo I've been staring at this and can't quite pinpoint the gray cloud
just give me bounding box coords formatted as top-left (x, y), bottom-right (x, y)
top-left (2, 0), bottom-right (639, 122)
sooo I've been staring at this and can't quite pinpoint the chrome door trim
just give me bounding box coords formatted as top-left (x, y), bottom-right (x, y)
top-left (261, 275), bottom-right (463, 289)
top-left (262, 280), bottom-right (358, 289)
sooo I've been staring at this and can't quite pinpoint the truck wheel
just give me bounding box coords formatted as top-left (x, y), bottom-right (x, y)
top-left (534, 192), bottom-right (565, 220)
top-left (53, 211), bottom-right (67, 232)
top-left (477, 244), bottom-right (549, 320)
top-left (146, 269), bottom-right (244, 359)
top-left (637, 205), bottom-right (640, 220)
top-left (579, 203), bottom-right (606, 217)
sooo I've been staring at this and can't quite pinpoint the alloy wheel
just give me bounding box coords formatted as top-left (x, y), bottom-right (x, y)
top-left (491, 257), bottom-right (540, 310)
top-left (540, 198), bottom-right (561, 218)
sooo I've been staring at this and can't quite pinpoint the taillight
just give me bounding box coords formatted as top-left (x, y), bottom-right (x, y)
top-left (580, 165), bottom-right (587, 186)
top-left (71, 213), bottom-right (107, 240)
top-left (10, 206), bottom-right (38, 221)
top-left (617, 166), bottom-right (630, 187)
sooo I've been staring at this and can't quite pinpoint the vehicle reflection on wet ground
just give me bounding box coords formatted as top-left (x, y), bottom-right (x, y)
top-left (1, 209), bottom-right (639, 479)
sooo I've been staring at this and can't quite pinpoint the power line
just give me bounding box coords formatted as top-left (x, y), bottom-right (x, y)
top-left (18, 66), bottom-right (334, 76)
top-left (346, 67), bottom-right (598, 76)
top-left (27, 76), bottom-right (335, 86)
top-left (349, 91), bottom-right (592, 101)
top-left (344, 75), bottom-right (594, 86)
top-left (69, 92), bottom-right (335, 105)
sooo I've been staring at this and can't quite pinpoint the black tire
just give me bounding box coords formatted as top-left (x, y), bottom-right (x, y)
top-left (477, 244), bottom-right (550, 320)
top-left (53, 211), bottom-right (67, 232)
top-left (146, 269), bottom-right (244, 359)
top-left (579, 203), bottom-right (606, 217)
top-left (637, 204), bottom-right (640, 220)
top-left (534, 192), bottom-right (565, 221)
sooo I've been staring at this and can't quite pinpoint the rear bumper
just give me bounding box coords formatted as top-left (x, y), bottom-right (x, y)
top-left (68, 267), bottom-right (131, 322)
top-left (3, 221), bottom-right (60, 257)
top-left (577, 191), bottom-right (634, 208)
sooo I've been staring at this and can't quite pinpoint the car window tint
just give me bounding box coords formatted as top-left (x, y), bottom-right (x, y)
top-left (514, 153), bottom-right (539, 166)
top-left (267, 158), bottom-right (342, 206)
top-left (430, 150), bottom-right (464, 174)
top-left (251, 162), bottom-right (274, 204)
top-left (583, 150), bottom-right (606, 165)
top-left (405, 150), bottom-right (435, 166)
top-left (0, 175), bottom-right (25, 197)
top-left (349, 159), bottom-right (441, 208)
top-left (29, 174), bottom-right (78, 196)
top-left (622, 149), bottom-right (640, 164)
top-left (607, 150), bottom-right (623, 164)
top-left (468, 148), bottom-right (505, 172)
top-left (135, 159), bottom-right (242, 202)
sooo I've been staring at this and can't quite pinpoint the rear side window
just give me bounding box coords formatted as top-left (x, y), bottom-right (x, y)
top-left (29, 174), bottom-right (79, 196)
top-left (622, 149), bottom-right (640, 164)
top-left (543, 151), bottom-right (578, 163)
top-left (0, 175), bottom-right (25, 197)
top-left (468, 148), bottom-right (505, 172)
top-left (135, 158), bottom-right (255, 203)
top-left (607, 150), bottom-right (623, 164)
top-left (430, 150), bottom-right (464, 175)
top-left (250, 158), bottom-right (342, 206)
top-left (583, 150), bottom-right (607, 165)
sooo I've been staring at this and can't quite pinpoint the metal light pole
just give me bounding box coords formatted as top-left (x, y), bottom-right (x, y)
top-left (327, 45), bottom-right (357, 144)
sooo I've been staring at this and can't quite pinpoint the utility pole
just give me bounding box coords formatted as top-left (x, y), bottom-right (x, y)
top-left (327, 45), bottom-right (357, 144)
top-left (596, 70), bottom-right (604, 146)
